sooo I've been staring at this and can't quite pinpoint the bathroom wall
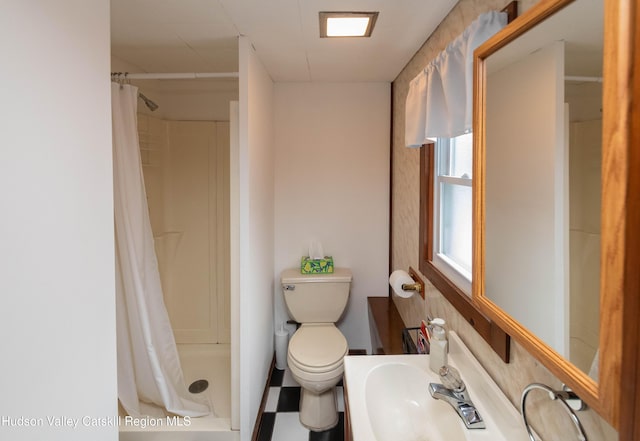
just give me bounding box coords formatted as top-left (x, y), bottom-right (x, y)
top-left (238, 37), bottom-right (275, 440)
top-left (138, 114), bottom-right (231, 345)
top-left (273, 82), bottom-right (390, 353)
top-left (0, 1), bottom-right (117, 440)
top-left (391, 0), bottom-right (616, 440)
top-left (485, 41), bottom-right (566, 353)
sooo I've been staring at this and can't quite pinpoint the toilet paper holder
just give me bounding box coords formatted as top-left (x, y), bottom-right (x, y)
top-left (405, 267), bottom-right (425, 298)
top-left (402, 281), bottom-right (422, 292)
top-left (389, 267), bottom-right (425, 299)
top-left (402, 281), bottom-right (422, 294)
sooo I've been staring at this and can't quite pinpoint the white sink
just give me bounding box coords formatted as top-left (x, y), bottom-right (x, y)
top-left (365, 362), bottom-right (466, 441)
top-left (344, 331), bottom-right (530, 441)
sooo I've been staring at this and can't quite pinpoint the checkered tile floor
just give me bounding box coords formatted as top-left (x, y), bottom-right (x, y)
top-left (255, 365), bottom-right (345, 441)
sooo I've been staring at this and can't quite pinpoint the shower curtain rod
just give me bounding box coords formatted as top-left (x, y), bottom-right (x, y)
top-left (112, 72), bottom-right (239, 80)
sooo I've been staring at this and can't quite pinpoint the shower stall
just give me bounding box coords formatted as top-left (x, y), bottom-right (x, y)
top-left (566, 79), bottom-right (602, 377)
top-left (138, 114), bottom-right (230, 346)
top-left (112, 71), bottom-right (238, 440)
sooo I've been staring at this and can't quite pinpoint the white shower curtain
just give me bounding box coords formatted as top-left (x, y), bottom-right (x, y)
top-left (112, 82), bottom-right (210, 418)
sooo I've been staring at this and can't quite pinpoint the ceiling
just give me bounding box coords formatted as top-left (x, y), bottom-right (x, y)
top-left (486, 0), bottom-right (603, 77)
top-left (111, 0), bottom-right (459, 82)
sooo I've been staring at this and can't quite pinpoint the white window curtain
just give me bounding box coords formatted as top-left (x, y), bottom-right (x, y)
top-left (405, 11), bottom-right (507, 147)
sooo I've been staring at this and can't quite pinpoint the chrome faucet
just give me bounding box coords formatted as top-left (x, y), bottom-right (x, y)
top-left (429, 365), bottom-right (486, 429)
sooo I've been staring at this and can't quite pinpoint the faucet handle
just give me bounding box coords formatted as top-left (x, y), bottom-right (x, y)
top-left (439, 365), bottom-right (465, 392)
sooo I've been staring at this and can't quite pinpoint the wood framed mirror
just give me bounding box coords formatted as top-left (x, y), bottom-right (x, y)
top-left (472, 0), bottom-right (623, 427)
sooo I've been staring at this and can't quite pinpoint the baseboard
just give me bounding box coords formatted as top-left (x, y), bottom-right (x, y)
top-left (251, 355), bottom-right (276, 441)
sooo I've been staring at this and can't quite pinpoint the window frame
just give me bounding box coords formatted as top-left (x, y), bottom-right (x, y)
top-left (419, 142), bottom-right (510, 362)
top-left (432, 136), bottom-right (473, 294)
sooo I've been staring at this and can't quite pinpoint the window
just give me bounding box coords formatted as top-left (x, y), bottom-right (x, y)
top-left (432, 133), bottom-right (473, 294)
top-left (418, 131), bottom-right (509, 362)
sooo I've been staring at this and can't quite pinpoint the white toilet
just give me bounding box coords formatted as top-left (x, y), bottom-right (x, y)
top-left (281, 267), bottom-right (352, 431)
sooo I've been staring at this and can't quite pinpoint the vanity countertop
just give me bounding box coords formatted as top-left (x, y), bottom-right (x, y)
top-left (344, 331), bottom-right (530, 441)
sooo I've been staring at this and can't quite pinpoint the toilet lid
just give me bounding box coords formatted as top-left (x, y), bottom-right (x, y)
top-left (289, 324), bottom-right (348, 370)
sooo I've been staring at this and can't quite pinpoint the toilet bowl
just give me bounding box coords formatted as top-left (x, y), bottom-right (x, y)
top-left (287, 323), bottom-right (348, 430)
top-left (281, 268), bottom-right (352, 431)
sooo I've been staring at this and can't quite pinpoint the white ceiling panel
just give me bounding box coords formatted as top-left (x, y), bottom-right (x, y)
top-left (251, 45), bottom-right (311, 82)
top-left (112, 45), bottom-right (212, 73)
top-left (169, 24), bottom-right (238, 44)
top-left (111, 0), bottom-right (459, 81)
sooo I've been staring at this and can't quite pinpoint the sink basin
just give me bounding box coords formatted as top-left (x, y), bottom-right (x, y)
top-left (365, 363), bottom-right (466, 441)
top-left (344, 331), bottom-right (530, 441)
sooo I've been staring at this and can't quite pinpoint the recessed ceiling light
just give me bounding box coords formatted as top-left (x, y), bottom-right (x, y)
top-left (319, 12), bottom-right (379, 38)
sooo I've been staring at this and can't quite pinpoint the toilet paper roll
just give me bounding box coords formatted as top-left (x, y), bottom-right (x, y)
top-left (275, 325), bottom-right (289, 370)
top-left (389, 270), bottom-right (416, 298)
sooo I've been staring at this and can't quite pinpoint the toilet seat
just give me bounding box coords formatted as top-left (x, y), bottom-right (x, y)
top-left (288, 324), bottom-right (348, 374)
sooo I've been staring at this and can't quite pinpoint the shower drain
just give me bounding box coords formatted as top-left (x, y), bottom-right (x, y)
top-left (188, 379), bottom-right (209, 394)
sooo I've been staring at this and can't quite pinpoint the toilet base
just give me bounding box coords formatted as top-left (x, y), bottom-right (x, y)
top-left (298, 386), bottom-right (338, 431)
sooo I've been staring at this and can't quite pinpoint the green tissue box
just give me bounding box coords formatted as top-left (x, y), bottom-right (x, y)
top-left (300, 256), bottom-right (334, 274)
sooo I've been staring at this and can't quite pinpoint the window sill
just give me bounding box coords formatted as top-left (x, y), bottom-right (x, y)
top-left (419, 259), bottom-right (510, 363)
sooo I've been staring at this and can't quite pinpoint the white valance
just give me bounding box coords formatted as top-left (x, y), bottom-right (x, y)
top-left (405, 11), bottom-right (507, 147)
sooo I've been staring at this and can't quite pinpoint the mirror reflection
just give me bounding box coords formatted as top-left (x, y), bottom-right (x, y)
top-left (483, 0), bottom-right (603, 378)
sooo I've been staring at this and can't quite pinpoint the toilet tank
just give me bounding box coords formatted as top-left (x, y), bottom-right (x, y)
top-left (281, 268), bottom-right (352, 323)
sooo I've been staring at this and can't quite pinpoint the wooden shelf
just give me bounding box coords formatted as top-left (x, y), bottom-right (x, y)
top-left (367, 296), bottom-right (406, 355)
